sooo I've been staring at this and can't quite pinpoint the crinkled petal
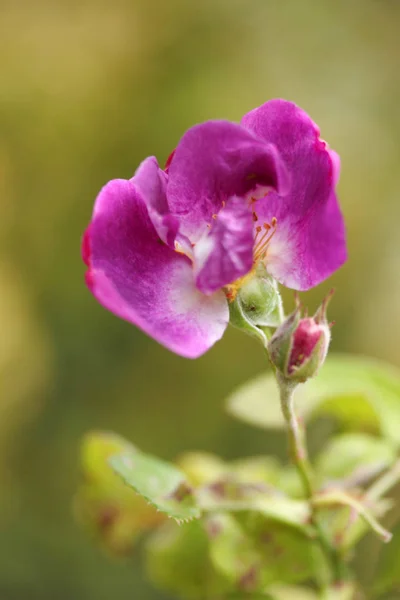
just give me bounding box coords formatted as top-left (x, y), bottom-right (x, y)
top-left (132, 156), bottom-right (179, 248)
top-left (194, 197), bottom-right (254, 294)
top-left (167, 120), bottom-right (290, 242)
top-left (242, 100), bottom-right (347, 290)
top-left (84, 179), bottom-right (228, 358)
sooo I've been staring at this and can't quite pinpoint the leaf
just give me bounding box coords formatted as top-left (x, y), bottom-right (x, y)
top-left (81, 430), bottom-right (139, 493)
top-left (323, 583), bottom-right (357, 600)
top-left (74, 431), bottom-right (163, 556)
top-left (373, 521), bottom-right (400, 596)
top-left (197, 480), bottom-right (310, 532)
top-left (208, 514), bottom-right (323, 591)
top-left (110, 450), bottom-right (201, 522)
top-left (310, 355), bottom-right (400, 444)
top-left (226, 595), bottom-right (274, 599)
top-left (226, 371), bottom-right (286, 430)
top-left (230, 456), bottom-right (282, 486)
top-left (315, 433), bottom-right (396, 482)
top-left (266, 583), bottom-right (356, 600)
top-left (226, 354), bottom-right (400, 445)
top-left (176, 451), bottom-right (228, 486)
top-left (145, 520), bottom-right (231, 600)
top-left (265, 585), bottom-right (318, 600)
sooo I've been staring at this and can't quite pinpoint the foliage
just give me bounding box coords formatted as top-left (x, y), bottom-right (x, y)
top-left (75, 354), bottom-right (400, 599)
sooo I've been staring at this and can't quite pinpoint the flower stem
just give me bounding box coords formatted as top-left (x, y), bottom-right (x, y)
top-left (277, 374), bottom-right (314, 496)
top-left (276, 373), bottom-right (348, 586)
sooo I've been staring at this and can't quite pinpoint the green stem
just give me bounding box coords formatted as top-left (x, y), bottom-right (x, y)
top-left (313, 491), bottom-right (392, 543)
top-left (277, 373), bottom-right (348, 586)
top-left (277, 374), bottom-right (314, 496)
top-left (365, 458), bottom-right (400, 502)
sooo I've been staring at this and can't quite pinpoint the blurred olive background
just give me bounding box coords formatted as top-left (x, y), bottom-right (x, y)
top-left (1, 0), bottom-right (400, 598)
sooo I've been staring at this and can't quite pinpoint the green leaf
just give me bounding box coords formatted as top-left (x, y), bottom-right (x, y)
top-left (266, 583), bottom-right (356, 600)
top-left (226, 595), bottom-right (274, 599)
top-left (197, 480), bottom-right (310, 532)
top-left (208, 514), bottom-right (322, 591)
top-left (230, 456), bottom-right (282, 486)
top-left (226, 354), bottom-right (400, 445)
top-left (81, 430), bottom-right (139, 493)
top-left (146, 520), bottom-right (231, 599)
top-left (265, 585), bottom-right (318, 600)
top-left (373, 522), bottom-right (400, 596)
top-left (176, 451), bottom-right (228, 486)
top-left (177, 453), bottom-right (281, 489)
top-left (110, 451), bottom-right (201, 522)
top-left (309, 355), bottom-right (400, 444)
top-left (322, 583), bottom-right (357, 600)
top-left (315, 433), bottom-right (396, 482)
top-left (226, 371), bottom-right (285, 430)
top-left (74, 431), bottom-right (164, 556)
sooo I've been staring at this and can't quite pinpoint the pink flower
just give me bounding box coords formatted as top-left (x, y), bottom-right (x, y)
top-left (82, 100), bottom-right (346, 358)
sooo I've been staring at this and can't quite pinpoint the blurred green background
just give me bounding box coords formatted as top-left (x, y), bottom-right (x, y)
top-left (2, 0), bottom-right (400, 598)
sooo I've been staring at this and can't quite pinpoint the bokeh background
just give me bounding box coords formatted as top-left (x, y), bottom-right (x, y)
top-left (2, 0), bottom-right (400, 598)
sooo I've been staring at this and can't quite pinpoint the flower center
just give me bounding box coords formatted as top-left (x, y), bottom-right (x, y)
top-left (225, 213), bottom-right (278, 303)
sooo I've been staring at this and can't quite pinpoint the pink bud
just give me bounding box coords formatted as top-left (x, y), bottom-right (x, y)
top-left (268, 292), bottom-right (333, 383)
top-left (288, 318), bottom-right (325, 375)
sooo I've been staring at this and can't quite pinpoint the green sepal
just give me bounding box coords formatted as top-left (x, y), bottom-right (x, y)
top-left (110, 450), bottom-right (201, 523)
top-left (229, 295), bottom-right (269, 347)
top-left (267, 308), bottom-right (300, 374)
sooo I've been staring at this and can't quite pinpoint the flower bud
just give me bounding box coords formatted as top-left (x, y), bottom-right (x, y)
top-left (268, 292), bottom-right (333, 383)
top-left (229, 264), bottom-right (284, 345)
top-left (237, 267), bottom-right (283, 328)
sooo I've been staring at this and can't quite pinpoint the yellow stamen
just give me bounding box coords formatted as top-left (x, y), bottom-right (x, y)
top-left (224, 214), bottom-right (278, 303)
top-left (253, 217), bottom-right (277, 262)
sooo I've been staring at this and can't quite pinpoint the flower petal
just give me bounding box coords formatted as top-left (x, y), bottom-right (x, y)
top-left (167, 120), bottom-right (290, 242)
top-left (242, 100), bottom-right (347, 290)
top-left (84, 179), bottom-right (228, 358)
top-left (194, 197), bottom-right (254, 294)
top-left (132, 156), bottom-right (179, 248)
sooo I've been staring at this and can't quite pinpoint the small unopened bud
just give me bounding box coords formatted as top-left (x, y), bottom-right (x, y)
top-left (268, 292), bottom-right (333, 383)
top-left (237, 270), bottom-right (283, 328)
top-left (230, 263), bottom-right (283, 331)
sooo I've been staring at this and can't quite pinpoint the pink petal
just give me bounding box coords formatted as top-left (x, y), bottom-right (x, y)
top-left (242, 100), bottom-right (347, 290)
top-left (132, 156), bottom-right (179, 248)
top-left (194, 197), bottom-right (254, 294)
top-left (84, 179), bottom-right (228, 358)
top-left (167, 120), bottom-right (289, 242)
